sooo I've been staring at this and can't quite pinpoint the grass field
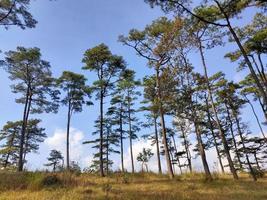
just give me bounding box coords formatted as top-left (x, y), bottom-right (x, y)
top-left (0, 172), bottom-right (266, 200)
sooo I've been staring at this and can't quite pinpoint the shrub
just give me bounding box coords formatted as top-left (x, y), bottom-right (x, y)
top-left (252, 168), bottom-right (265, 178)
top-left (41, 174), bottom-right (62, 187)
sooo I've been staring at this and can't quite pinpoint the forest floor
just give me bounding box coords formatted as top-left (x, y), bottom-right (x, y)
top-left (0, 172), bottom-right (266, 200)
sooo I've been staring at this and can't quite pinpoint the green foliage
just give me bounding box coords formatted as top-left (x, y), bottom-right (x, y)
top-left (4, 46), bottom-right (60, 114)
top-left (0, 119), bottom-right (46, 168)
top-left (0, 0), bottom-right (37, 29)
top-left (57, 71), bottom-right (91, 113)
top-left (252, 167), bottom-right (265, 178)
top-left (44, 150), bottom-right (64, 172)
top-left (82, 43), bottom-right (126, 98)
top-left (40, 174), bottom-right (62, 187)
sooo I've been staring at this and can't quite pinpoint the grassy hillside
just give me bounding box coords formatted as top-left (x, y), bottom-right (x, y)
top-left (0, 172), bottom-right (266, 200)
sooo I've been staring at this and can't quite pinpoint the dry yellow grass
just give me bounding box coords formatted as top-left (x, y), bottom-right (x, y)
top-left (0, 172), bottom-right (266, 200)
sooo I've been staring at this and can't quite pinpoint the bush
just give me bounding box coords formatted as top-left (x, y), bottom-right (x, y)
top-left (0, 172), bottom-right (29, 190)
top-left (252, 168), bottom-right (265, 178)
top-left (41, 174), bottom-right (62, 187)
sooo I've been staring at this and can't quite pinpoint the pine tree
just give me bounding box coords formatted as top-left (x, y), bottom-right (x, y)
top-left (141, 75), bottom-right (162, 174)
top-left (57, 71), bottom-right (91, 170)
top-left (107, 94), bottom-right (127, 173)
top-left (119, 17), bottom-right (182, 179)
top-left (0, 0), bottom-right (37, 29)
top-left (82, 44), bottom-right (125, 177)
top-left (83, 117), bottom-right (119, 175)
top-left (44, 150), bottom-right (64, 172)
top-left (118, 69), bottom-right (141, 173)
top-left (0, 119), bottom-right (46, 169)
top-left (137, 148), bottom-right (154, 172)
top-left (3, 47), bottom-right (59, 171)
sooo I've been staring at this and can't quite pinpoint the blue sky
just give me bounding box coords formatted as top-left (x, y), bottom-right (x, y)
top-left (0, 0), bottom-right (265, 172)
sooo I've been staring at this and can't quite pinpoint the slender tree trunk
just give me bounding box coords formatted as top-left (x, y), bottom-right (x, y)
top-left (258, 54), bottom-right (266, 79)
top-left (198, 42), bottom-right (238, 179)
top-left (155, 66), bottom-right (174, 179)
top-left (205, 97), bottom-right (225, 173)
top-left (145, 164), bottom-right (148, 172)
top-left (232, 110), bottom-right (257, 181)
top-left (99, 91), bottom-right (104, 177)
top-left (4, 152), bottom-right (10, 169)
top-left (171, 135), bottom-right (183, 174)
top-left (216, 1), bottom-right (267, 119)
top-left (258, 98), bottom-right (267, 121)
top-left (23, 130), bottom-right (29, 164)
top-left (119, 105), bottom-right (125, 173)
top-left (250, 55), bottom-right (267, 90)
top-left (244, 95), bottom-right (266, 139)
top-left (194, 121), bottom-right (212, 181)
top-left (169, 149), bottom-right (176, 174)
top-left (66, 99), bottom-right (71, 170)
top-left (127, 92), bottom-right (135, 173)
top-left (4, 131), bottom-right (16, 168)
top-left (18, 86), bottom-right (30, 172)
top-left (106, 128), bottom-right (109, 176)
top-left (254, 153), bottom-right (261, 171)
top-left (181, 125), bottom-right (192, 173)
top-left (153, 115), bottom-right (162, 174)
top-left (225, 103), bottom-right (243, 170)
top-left (22, 94), bottom-right (32, 165)
top-left (129, 136), bottom-right (134, 174)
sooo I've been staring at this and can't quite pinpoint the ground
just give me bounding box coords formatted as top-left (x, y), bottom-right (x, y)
top-left (0, 172), bottom-right (266, 200)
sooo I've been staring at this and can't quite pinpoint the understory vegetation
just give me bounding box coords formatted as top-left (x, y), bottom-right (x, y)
top-left (0, 172), bottom-right (266, 200)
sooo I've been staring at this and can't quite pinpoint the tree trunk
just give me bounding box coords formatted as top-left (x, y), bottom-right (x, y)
top-left (257, 54), bottom-right (266, 80)
top-left (53, 163), bottom-right (56, 172)
top-left (66, 99), bottom-right (71, 170)
top-left (99, 91), bottom-right (104, 177)
top-left (4, 152), bottom-right (10, 169)
top-left (198, 41), bottom-right (238, 179)
top-left (258, 98), bottom-right (267, 121)
top-left (129, 137), bottom-right (134, 174)
top-left (145, 164), bottom-right (148, 172)
top-left (225, 103), bottom-right (243, 170)
top-left (254, 153), bottom-right (261, 171)
top-left (171, 135), bottom-right (183, 174)
top-left (194, 121), bottom-right (212, 181)
top-left (4, 130), bottom-right (16, 168)
top-left (127, 91), bottom-right (135, 173)
top-left (154, 115), bottom-right (162, 174)
top-left (155, 66), bottom-right (174, 179)
top-left (232, 109), bottom-right (257, 181)
top-left (18, 86), bottom-right (31, 172)
top-left (244, 95), bottom-right (266, 139)
top-left (169, 149), bottom-right (176, 174)
top-left (181, 125), bottom-right (192, 173)
top-left (106, 128), bottom-right (109, 176)
top-left (119, 105), bottom-right (125, 173)
top-left (205, 97), bottom-right (225, 173)
top-left (250, 55), bottom-right (267, 90)
top-left (22, 94), bottom-right (32, 166)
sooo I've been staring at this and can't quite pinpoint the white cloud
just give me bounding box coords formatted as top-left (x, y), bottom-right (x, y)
top-left (45, 127), bottom-right (91, 168)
